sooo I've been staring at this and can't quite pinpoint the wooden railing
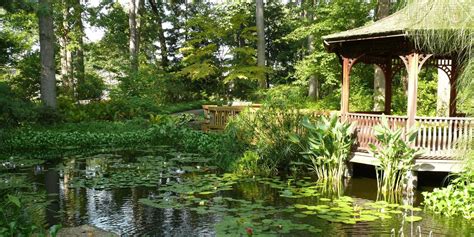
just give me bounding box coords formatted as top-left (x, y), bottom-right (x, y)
top-left (414, 117), bottom-right (473, 157)
top-left (202, 105), bottom-right (261, 131)
top-left (346, 113), bottom-right (474, 158)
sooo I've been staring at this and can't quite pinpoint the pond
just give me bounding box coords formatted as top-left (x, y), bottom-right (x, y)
top-left (2, 146), bottom-right (472, 236)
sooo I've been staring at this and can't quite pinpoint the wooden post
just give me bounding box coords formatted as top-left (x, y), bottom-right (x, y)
top-left (384, 62), bottom-right (393, 115)
top-left (406, 53), bottom-right (419, 128)
top-left (449, 62), bottom-right (457, 117)
top-left (400, 53), bottom-right (432, 128)
top-left (341, 57), bottom-right (350, 115)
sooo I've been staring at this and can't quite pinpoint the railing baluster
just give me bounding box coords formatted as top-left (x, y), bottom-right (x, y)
top-left (442, 118), bottom-right (447, 155)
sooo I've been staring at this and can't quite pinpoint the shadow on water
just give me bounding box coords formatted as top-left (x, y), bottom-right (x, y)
top-left (6, 147), bottom-right (473, 236)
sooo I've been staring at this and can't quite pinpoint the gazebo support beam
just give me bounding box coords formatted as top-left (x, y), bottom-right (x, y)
top-left (341, 57), bottom-right (351, 115)
top-left (449, 61), bottom-right (458, 117)
top-left (384, 68), bottom-right (392, 115)
top-left (341, 56), bottom-right (361, 116)
top-left (376, 61), bottom-right (393, 115)
top-left (400, 53), bottom-right (432, 128)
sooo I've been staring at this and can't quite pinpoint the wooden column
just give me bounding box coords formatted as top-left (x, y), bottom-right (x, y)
top-left (400, 53), bottom-right (432, 128)
top-left (406, 54), bottom-right (419, 128)
top-left (383, 62), bottom-right (393, 115)
top-left (341, 57), bottom-right (351, 115)
top-left (449, 62), bottom-right (458, 117)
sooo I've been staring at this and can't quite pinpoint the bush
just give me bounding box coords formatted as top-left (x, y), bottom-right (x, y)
top-left (0, 82), bottom-right (37, 127)
top-left (76, 72), bottom-right (105, 100)
top-left (0, 116), bottom-right (243, 171)
top-left (227, 104), bottom-right (306, 174)
top-left (422, 147), bottom-right (474, 219)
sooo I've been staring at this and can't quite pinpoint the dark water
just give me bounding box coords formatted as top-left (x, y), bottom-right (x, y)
top-left (5, 147), bottom-right (474, 236)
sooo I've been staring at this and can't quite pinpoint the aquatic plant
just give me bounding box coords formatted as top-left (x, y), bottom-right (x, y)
top-left (0, 174), bottom-right (57, 236)
top-left (290, 114), bottom-right (355, 185)
top-left (369, 116), bottom-right (421, 195)
top-left (234, 150), bottom-right (274, 176)
top-left (422, 148), bottom-right (474, 219)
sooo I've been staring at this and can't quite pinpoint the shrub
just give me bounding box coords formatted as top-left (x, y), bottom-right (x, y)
top-left (227, 104), bottom-right (306, 175)
top-left (422, 147), bottom-right (474, 219)
top-left (0, 82), bottom-right (37, 127)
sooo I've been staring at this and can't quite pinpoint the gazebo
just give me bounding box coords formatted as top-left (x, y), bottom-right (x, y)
top-left (322, 2), bottom-right (473, 173)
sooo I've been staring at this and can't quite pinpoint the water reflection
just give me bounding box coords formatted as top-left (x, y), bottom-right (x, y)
top-left (17, 148), bottom-right (472, 236)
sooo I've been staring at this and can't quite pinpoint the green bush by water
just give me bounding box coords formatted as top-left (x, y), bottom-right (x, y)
top-left (227, 104), bottom-right (307, 175)
top-left (422, 148), bottom-right (474, 219)
top-left (0, 116), bottom-right (244, 171)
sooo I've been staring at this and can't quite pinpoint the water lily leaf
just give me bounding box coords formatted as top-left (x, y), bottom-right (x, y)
top-left (405, 216), bottom-right (423, 222)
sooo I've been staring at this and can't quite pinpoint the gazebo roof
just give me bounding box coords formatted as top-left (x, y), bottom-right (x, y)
top-left (323, 1), bottom-right (472, 44)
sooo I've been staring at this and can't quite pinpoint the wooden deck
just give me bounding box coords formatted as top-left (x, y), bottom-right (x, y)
top-left (347, 113), bottom-right (473, 173)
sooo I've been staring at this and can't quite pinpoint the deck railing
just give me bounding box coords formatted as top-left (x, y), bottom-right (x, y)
top-left (346, 113), bottom-right (474, 158)
top-left (202, 105), bottom-right (261, 131)
top-left (414, 117), bottom-right (473, 157)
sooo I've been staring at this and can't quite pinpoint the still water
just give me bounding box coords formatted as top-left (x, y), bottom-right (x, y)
top-left (6, 146), bottom-right (474, 236)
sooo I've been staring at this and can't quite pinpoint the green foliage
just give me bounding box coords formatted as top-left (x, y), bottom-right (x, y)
top-left (422, 183), bottom-right (474, 219)
top-left (0, 115), bottom-right (243, 171)
top-left (422, 147), bottom-right (474, 219)
top-left (0, 82), bottom-right (37, 127)
top-left (287, 0), bottom-right (375, 99)
top-left (76, 72), bottom-right (105, 100)
top-left (256, 84), bottom-right (307, 109)
top-left (290, 115), bottom-right (355, 184)
top-left (0, 171), bottom-right (54, 236)
top-left (368, 116), bottom-right (421, 195)
top-left (227, 104), bottom-right (307, 174)
top-left (234, 150), bottom-right (272, 177)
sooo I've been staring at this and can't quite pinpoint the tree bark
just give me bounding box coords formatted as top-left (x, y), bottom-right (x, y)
top-left (59, 0), bottom-right (73, 97)
top-left (256, 0), bottom-right (266, 88)
top-left (73, 0), bottom-right (85, 97)
top-left (149, 0), bottom-right (169, 68)
top-left (373, 0), bottom-right (390, 111)
top-left (129, 0), bottom-right (139, 73)
top-left (38, 0), bottom-right (57, 108)
top-left (307, 0), bottom-right (319, 100)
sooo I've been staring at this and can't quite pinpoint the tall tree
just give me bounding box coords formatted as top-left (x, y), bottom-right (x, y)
top-left (149, 0), bottom-right (169, 68)
top-left (129, 0), bottom-right (139, 73)
top-left (256, 0), bottom-right (266, 88)
top-left (59, 0), bottom-right (73, 97)
top-left (38, 0), bottom-right (57, 108)
top-left (307, 0), bottom-right (319, 100)
top-left (373, 0), bottom-right (390, 111)
top-left (72, 0), bottom-right (85, 95)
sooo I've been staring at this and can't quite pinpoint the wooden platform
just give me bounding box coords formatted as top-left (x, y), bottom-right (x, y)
top-left (350, 151), bottom-right (464, 173)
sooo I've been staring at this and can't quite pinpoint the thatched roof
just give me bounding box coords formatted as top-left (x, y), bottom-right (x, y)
top-left (323, 1), bottom-right (473, 44)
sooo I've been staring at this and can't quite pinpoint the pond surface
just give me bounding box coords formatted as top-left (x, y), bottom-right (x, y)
top-left (3, 146), bottom-right (473, 236)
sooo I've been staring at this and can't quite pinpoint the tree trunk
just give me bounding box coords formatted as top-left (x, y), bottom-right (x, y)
top-left (73, 0), bottom-right (85, 98)
top-left (149, 0), bottom-right (169, 68)
top-left (373, 0), bottom-right (391, 111)
top-left (60, 0), bottom-right (73, 97)
top-left (256, 0), bottom-right (266, 89)
top-left (129, 0), bottom-right (139, 73)
top-left (38, 0), bottom-right (57, 108)
top-left (307, 0), bottom-right (319, 100)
